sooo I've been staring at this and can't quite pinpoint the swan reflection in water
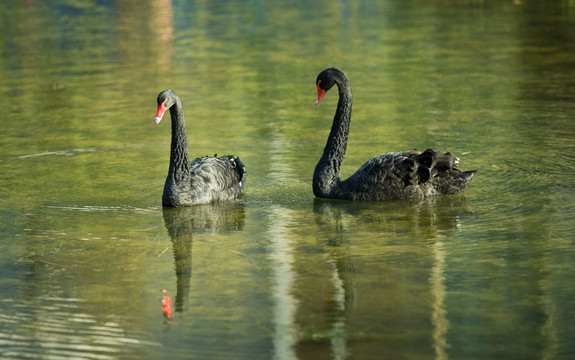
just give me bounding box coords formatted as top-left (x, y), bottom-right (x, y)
top-left (309, 196), bottom-right (474, 358)
top-left (160, 201), bottom-right (246, 316)
top-left (313, 195), bottom-right (474, 243)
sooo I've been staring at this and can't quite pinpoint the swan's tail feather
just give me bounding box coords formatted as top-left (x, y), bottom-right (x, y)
top-left (436, 152), bottom-right (459, 171)
top-left (434, 169), bottom-right (477, 195)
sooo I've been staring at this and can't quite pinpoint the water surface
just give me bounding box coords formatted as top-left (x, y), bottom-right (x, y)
top-left (1, 1), bottom-right (575, 359)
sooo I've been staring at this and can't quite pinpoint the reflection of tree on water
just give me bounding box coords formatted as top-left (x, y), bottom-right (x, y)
top-left (161, 202), bottom-right (246, 314)
top-left (311, 196), bottom-right (474, 359)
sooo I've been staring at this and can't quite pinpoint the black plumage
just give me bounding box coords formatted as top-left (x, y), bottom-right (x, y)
top-left (154, 90), bottom-right (246, 207)
top-left (313, 68), bottom-right (475, 201)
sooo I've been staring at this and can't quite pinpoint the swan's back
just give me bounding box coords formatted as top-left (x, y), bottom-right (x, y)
top-left (188, 155), bottom-right (247, 205)
top-left (336, 149), bottom-right (475, 200)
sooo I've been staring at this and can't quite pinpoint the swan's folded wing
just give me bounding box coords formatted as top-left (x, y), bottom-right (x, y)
top-left (340, 151), bottom-right (438, 200)
top-left (190, 156), bottom-right (246, 192)
top-left (341, 152), bottom-right (409, 194)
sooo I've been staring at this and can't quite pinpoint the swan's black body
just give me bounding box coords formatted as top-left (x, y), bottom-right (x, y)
top-left (314, 68), bottom-right (475, 201)
top-left (155, 90), bottom-right (246, 207)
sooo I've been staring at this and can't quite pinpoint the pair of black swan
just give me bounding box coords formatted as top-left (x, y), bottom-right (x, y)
top-left (154, 68), bottom-right (475, 207)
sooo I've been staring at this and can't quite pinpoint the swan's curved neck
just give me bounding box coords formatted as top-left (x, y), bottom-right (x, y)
top-left (313, 75), bottom-right (352, 197)
top-left (166, 97), bottom-right (191, 195)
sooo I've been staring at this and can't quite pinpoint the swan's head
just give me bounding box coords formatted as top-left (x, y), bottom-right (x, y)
top-left (155, 90), bottom-right (177, 124)
top-left (316, 67), bottom-right (341, 106)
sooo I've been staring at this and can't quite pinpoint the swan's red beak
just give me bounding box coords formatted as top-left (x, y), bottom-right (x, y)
top-left (154, 99), bottom-right (168, 124)
top-left (316, 81), bottom-right (326, 106)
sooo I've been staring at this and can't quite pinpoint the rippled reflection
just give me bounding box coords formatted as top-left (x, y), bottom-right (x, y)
top-left (310, 196), bottom-right (474, 358)
top-left (161, 202), bottom-right (246, 316)
top-left (267, 205), bottom-right (298, 360)
top-left (0, 293), bottom-right (161, 359)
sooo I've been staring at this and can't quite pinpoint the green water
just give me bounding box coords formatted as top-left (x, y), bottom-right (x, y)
top-left (1, 1), bottom-right (574, 359)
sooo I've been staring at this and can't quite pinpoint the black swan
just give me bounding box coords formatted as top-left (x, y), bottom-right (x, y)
top-left (313, 67), bottom-right (475, 201)
top-left (154, 89), bottom-right (246, 207)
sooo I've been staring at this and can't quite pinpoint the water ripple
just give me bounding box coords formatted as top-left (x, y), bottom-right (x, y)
top-left (14, 148), bottom-right (99, 160)
top-left (45, 205), bottom-right (157, 214)
top-left (0, 297), bottom-right (161, 360)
